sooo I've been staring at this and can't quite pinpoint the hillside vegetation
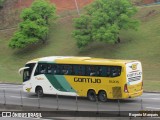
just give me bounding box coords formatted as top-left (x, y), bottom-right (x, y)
top-left (0, 5), bottom-right (160, 91)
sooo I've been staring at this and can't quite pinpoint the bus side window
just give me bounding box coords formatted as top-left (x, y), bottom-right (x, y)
top-left (62, 65), bottom-right (70, 75)
top-left (86, 66), bottom-right (96, 76)
top-left (34, 63), bottom-right (47, 76)
top-left (97, 66), bottom-right (102, 76)
top-left (53, 65), bottom-right (61, 75)
top-left (47, 64), bottom-right (53, 74)
top-left (117, 67), bottom-right (121, 75)
top-left (39, 64), bottom-right (47, 74)
top-left (110, 66), bottom-right (121, 77)
top-left (34, 66), bottom-right (39, 76)
top-left (98, 66), bottom-right (106, 77)
top-left (76, 66), bottom-right (80, 75)
top-left (80, 65), bottom-right (85, 76)
top-left (74, 65), bottom-right (85, 76)
top-left (34, 64), bottom-right (40, 76)
top-left (67, 65), bottom-right (75, 75)
top-left (52, 65), bottom-right (56, 74)
top-left (106, 66), bottom-right (111, 77)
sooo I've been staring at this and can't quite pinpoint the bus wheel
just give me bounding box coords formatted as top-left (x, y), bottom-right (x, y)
top-left (98, 91), bottom-right (107, 102)
top-left (36, 86), bottom-right (43, 97)
top-left (87, 90), bottom-right (96, 101)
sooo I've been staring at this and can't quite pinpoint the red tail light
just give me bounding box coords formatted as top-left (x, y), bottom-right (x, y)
top-left (124, 84), bottom-right (128, 93)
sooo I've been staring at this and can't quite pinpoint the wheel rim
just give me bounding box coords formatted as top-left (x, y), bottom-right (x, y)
top-left (36, 88), bottom-right (43, 97)
top-left (88, 90), bottom-right (96, 101)
top-left (99, 91), bottom-right (107, 102)
top-left (90, 93), bottom-right (95, 101)
top-left (38, 90), bottom-right (43, 96)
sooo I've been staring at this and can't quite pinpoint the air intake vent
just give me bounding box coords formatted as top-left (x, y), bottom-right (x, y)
top-left (112, 87), bottom-right (122, 99)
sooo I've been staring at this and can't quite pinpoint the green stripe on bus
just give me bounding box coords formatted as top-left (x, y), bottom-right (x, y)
top-left (45, 74), bottom-right (66, 91)
top-left (45, 75), bottom-right (75, 92)
top-left (54, 75), bottom-right (75, 92)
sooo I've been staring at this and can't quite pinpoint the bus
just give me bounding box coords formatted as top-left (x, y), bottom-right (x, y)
top-left (19, 56), bottom-right (143, 102)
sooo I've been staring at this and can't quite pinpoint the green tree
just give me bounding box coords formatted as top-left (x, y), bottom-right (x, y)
top-left (9, 0), bottom-right (56, 49)
top-left (73, 0), bottom-right (139, 48)
top-left (0, 0), bottom-right (5, 9)
top-left (19, 20), bottom-right (49, 43)
top-left (21, 0), bottom-right (56, 24)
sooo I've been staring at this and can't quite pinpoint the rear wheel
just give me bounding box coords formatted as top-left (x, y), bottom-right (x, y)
top-left (87, 90), bottom-right (96, 101)
top-left (35, 86), bottom-right (43, 97)
top-left (98, 90), bottom-right (107, 102)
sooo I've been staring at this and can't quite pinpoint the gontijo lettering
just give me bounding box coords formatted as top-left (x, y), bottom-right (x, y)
top-left (74, 77), bottom-right (101, 83)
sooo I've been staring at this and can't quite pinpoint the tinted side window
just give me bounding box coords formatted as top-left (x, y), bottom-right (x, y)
top-left (39, 64), bottom-right (47, 74)
top-left (74, 65), bottom-right (85, 76)
top-left (52, 64), bottom-right (61, 75)
top-left (34, 63), bottom-right (47, 76)
top-left (61, 65), bottom-right (69, 75)
top-left (47, 64), bottom-right (54, 74)
top-left (85, 65), bottom-right (121, 77)
top-left (34, 63), bottom-right (121, 77)
top-left (110, 66), bottom-right (121, 77)
top-left (97, 66), bottom-right (106, 77)
top-left (49, 64), bottom-right (74, 75)
top-left (86, 66), bottom-right (97, 76)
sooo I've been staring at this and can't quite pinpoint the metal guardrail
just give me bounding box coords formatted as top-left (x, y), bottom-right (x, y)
top-left (0, 89), bottom-right (160, 119)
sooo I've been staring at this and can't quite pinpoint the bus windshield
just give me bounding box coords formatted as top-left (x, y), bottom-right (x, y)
top-left (23, 63), bottom-right (36, 82)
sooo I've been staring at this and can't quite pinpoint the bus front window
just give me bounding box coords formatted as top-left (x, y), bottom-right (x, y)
top-left (23, 63), bottom-right (36, 82)
top-left (23, 69), bottom-right (30, 82)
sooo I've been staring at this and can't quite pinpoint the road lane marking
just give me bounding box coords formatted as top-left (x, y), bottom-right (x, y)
top-left (146, 107), bottom-right (160, 110)
top-left (0, 86), bottom-right (22, 88)
top-left (0, 88), bottom-right (22, 91)
top-left (0, 86), bottom-right (22, 87)
top-left (143, 93), bottom-right (160, 96)
top-left (10, 96), bottom-right (38, 99)
top-left (0, 88), bottom-right (22, 90)
top-left (138, 98), bottom-right (160, 100)
top-left (0, 84), bottom-right (22, 86)
top-left (145, 98), bottom-right (160, 100)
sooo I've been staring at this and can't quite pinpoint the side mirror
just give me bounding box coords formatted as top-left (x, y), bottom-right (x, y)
top-left (18, 67), bottom-right (29, 76)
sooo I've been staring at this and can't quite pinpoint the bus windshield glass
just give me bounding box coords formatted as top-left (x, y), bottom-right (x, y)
top-left (23, 63), bottom-right (36, 82)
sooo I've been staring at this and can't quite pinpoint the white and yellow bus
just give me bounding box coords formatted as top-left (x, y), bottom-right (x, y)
top-left (19, 56), bottom-right (143, 101)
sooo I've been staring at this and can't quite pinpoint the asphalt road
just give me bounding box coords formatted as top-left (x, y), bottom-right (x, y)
top-left (0, 84), bottom-right (160, 120)
top-left (0, 84), bottom-right (160, 111)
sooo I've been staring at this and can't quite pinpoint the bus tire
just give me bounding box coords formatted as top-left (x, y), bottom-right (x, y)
top-left (35, 86), bottom-right (43, 97)
top-left (87, 89), bottom-right (96, 101)
top-left (98, 90), bottom-right (107, 102)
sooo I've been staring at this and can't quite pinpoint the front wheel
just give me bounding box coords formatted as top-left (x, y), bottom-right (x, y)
top-left (98, 91), bottom-right (107, 102)
top-left (36, 86), bottom-right (43, 97)
top-left (87, 90), bottom-right (96, 101)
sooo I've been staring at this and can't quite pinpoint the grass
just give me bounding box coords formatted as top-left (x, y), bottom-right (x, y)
top-left (0, 5), bottom-right (160, 91)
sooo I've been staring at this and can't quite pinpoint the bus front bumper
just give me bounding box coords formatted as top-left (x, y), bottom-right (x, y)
top-left (23, 83), bottom-right (33, 93)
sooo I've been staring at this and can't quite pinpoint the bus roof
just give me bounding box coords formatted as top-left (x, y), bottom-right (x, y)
top-left (27, 56), bottom-right (138, 65)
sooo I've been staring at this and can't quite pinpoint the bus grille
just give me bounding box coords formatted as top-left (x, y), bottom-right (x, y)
top-left (112, 87), bottom-right (122, 99)
top-left (128, 76), bottom-right (141, 82)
